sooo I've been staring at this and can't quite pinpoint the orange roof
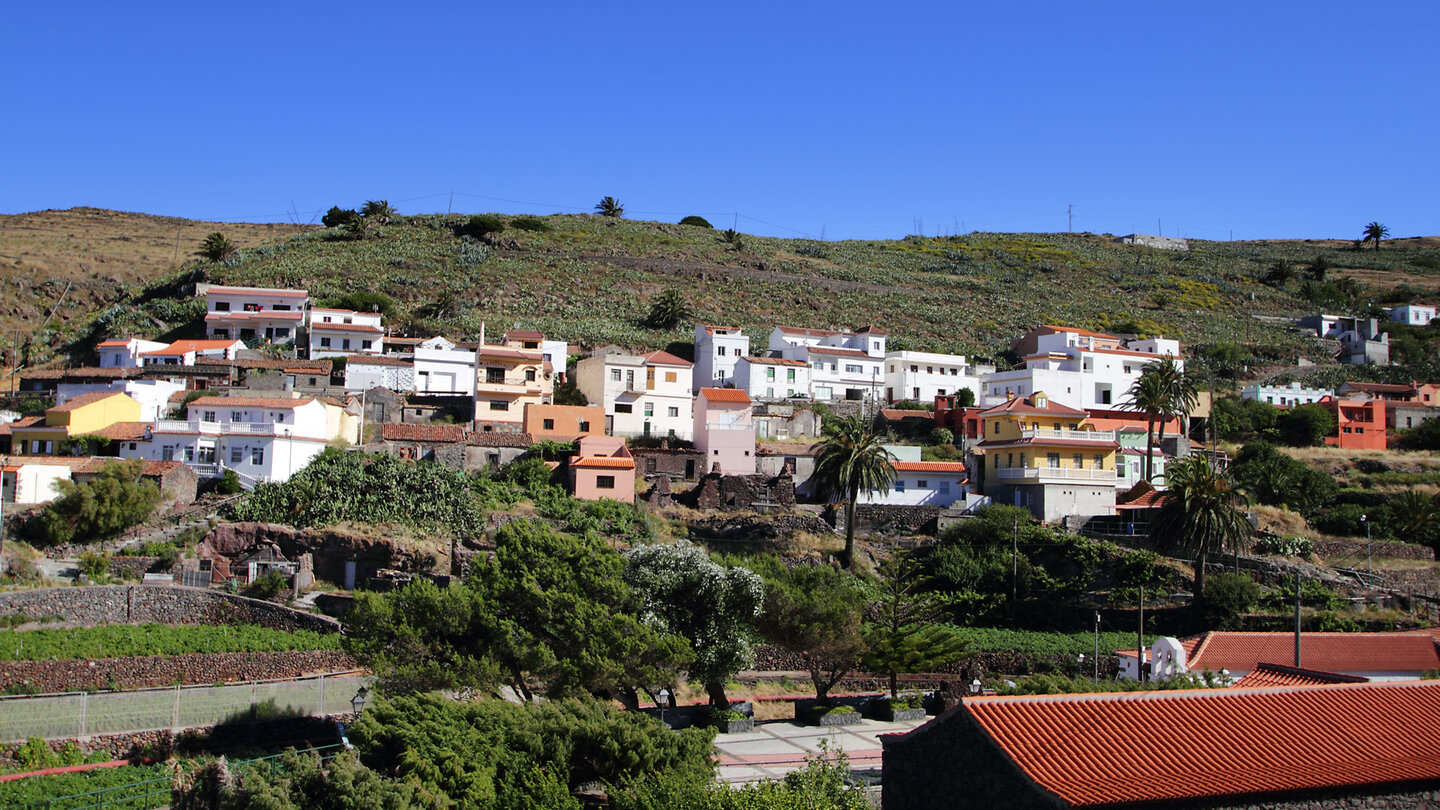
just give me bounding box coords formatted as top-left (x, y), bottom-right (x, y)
top-left (978, 394), bottom-right (1088, 419)
top-left (641, 350), bottom-right (693, 367)
top-left (571, 456), bottom-right (636, 469)
top-left (1187, 631), bottom-right (1440, 674)
top-left (187, 396), bottom-right (317, 411)
top-left (96, 339), bottom-right (143, 347)
top-left (311, 322), bottom-right (385, 334)
top-left (205, 285), bottom-right (308, 297)
top-left (775, 325), bottom-right (843, 338)
top-left (1233, 662), bottom-right (1368, 688)
top-left (742, 357), bottom-right (809, 367)
top-left (476, 344), bottom-right (542, 361)
top-left (961, 681), bottom-right (1440, 806)
top-left (503, 329), bottom-right (545, 341)
top-left (380, 423), bottom-right (467, 443)
top-left (205, 311), bottom-right (305, 322)
top-left (891, 460), bottom-right (966, 474)
top-left (49, 392), bottom-right (129, 412)
top-left (90, 422), bottom-right (150, 441)
top-left (141, 339), bottom-right (242, 356)
top-left (700, 388), bottom-right (751, 404)
top-left (879, 408), bottom-right (932, 421)
top-left (806, 346), bottom-right (872, 359)
top-left (1039, 323), bottom-right (1120, 340)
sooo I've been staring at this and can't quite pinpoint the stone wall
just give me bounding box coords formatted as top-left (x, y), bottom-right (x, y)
top-left (1313, 538), bottom-right (1435, 562)
top-left (0, 650), bottom-right (357, 692)
top-left (689, 471), bottom-right (796, 511)
top-left (107, 556), bottom-right (161, 581)
top-left (632, 446), bottom-right (705, 480)
top-left (852, 504), bottom-right (944, 535)
top-left (688, 514), bottom-right (835, 544)
top-left (751, 644), bottom-right (1105, 681)
top-left (0, 585), bottom-right (339, 633)
top-left (202, 522), bottom-right (433, 589)
top-left (0, 715), bottom-right (345, 766)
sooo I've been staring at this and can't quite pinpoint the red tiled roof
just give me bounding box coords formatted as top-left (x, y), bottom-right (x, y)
top-left (1039, 324), bottom-right (1121, 340)
top-left (187, 396), bottom-right (317, 411)
top-left (204, 285), bottom-right (308, 297)
top-left (742, 357), bottom-right (809, 367)
top-left (205, 311), bottom-right (305, 322)
top-left (90, 422), bottom-right (149, 441)
top-left (879, 408), bottom-right (932, 421)
top-left (962, 681), bottom-right (1440, 806)
top-left (96, 339), bottom-right (139, 347)
top-left (73, 458), bottom-right (188, 476)
top-left (700, 388), bottom-right (751, 404)
top-left (49, 392), bottom-right (129, 412)
top-left (975, 438), bottom-right (1120, 451)
top-left (776, 325), bottom-right (843, 338)
top-left (1114, 489), bottom-right (1172, 510)
top-left (0, 455), bottom-right (93, 469)
top-left (891, 460), bottom-right (966, 474)
top-left (476, 344), bottom-right (542, 361)
top-left (310, 322), bottom-right (385, 334)
top-left (1233, 662), bottom-right (1369, 688)
top-left (341, 354), bottom-right (412, 367)
top-left (503, 330), bottom-right (544, 341)
top-left (571, 456), bottom-right (636, 469)
top-left (140, 339), bottom-right (243, 357)
top-left (978, 394), bottom-right (1089, 418)
top-left (806, 346), bottom-right (872, 359)
top-left (466, 432), bottom-right (534, 447)
top-left (1344, 381), bottom-right (1416, 393)
top-left (641, 350), bottom-right (693, 367)
top-left (1187, 631), bottom-right (1440, 674)
top-left (380, 423), bottom-right (467, 443)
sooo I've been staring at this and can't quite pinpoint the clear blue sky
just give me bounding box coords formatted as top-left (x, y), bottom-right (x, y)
top-left (4, 2), bottom-right (1436, 241)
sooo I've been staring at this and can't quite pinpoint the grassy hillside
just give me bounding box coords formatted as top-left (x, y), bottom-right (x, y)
top-left (7, 208), bottom-right (1440, 373)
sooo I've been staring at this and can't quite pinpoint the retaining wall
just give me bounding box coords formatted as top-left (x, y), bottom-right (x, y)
top-left (0, 586), bottom-right (339, 633)
top-left (0, 650), bottom-right (357, 692)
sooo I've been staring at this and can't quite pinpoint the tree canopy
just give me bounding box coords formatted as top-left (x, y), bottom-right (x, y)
top-left (1362, 221), bottom-right (1390, 251)
top-left (644, 289), bottom-right (691, 330)
top-left (595, 196), bottom-right (625, 218)
top-left (196, 232), bottom-right (237, 262)
top-left (1150, 455), bottom-right (1250, 600)
top-left (752, 559), bottom-right (867, 701)
top-left (33, 459), bottom-right (161, 546)
top-left (812, 414), bottom-right (895, 567)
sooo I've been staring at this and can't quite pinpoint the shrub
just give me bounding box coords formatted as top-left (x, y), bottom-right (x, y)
top-left (928, 427), bottom-right (954, 446)
top-left (1201, 572), bottom-right (1259, 628)
top-left (32, 460), bottom-right (160, 546)
top-left (322, 206), bottom-right (360, 228)
top-left (1275, 404), bottom-right (1337, 447)
top-left (463, 214), bottom-right (506, 237)
top-left (679, 216), bottom-right (713, 228)
top-left (217, 468), bottom-right (243, 495)
top-left (510, 216), bottom-right (551, 232)
top-left (1253, 535), bottom-right (1314, 557)
top-left (244, 570), bottom-right (289, 600)
top-left (1311, 503), bottom-right (1370, 537)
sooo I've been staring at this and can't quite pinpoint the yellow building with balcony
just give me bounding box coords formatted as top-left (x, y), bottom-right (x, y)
top-left (975, 391), bottom-right (1119, 522)
top-left (9, 392), bottom-right (143, 455)
top-left (473, 336), bottom-right (554, 433)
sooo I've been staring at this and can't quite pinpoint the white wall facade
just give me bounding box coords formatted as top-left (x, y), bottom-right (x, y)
top-left (97, 339), bottom-right (168, 369)
top-left (541, 340), bottom-right (568, 379)
top-left (1242, 381), bottom-right (1333, 407)
top-left (1389, 305), bottom-right (1437, 327)
top-left (309, 308), bottom-right (385, 359)
top-left (884, 351), bottom-right (986, 404)
top-left (575, 353), bottom-right (695, 440)
top-left (201, 285), bottom-right (308, 345)
top-left (693, 325), bottom-right (751, 392)
top-left (413, 346), bottom-right (477, 395)
top-left (733, 357), bottom-right (811, 401)
top-left (1, 462), bottom-right (74, 504)
top-left (344, 360), bottom-right (416, 393)
top-left (982, 331), bottom-right (1180, 411)
top-left (857, 465), bottom-right (968, 507)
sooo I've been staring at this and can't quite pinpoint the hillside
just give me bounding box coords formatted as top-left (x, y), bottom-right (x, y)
top-left (5, 208), bottom-right (1440, 377)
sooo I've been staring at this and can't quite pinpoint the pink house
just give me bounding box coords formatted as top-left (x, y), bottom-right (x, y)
top-left (694, 388), bottom-right (756, 475)
top-left (568, 434), bottom-right (636, 502)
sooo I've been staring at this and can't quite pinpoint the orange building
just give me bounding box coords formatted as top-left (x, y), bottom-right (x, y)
top-left (1319, 396), bottom-right (1387, 450)
top-left (523, 403), bottom-right (605, 441)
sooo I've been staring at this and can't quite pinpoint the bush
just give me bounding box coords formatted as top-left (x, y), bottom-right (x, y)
top-left (1275, 404), bottom-right (1337, 447)
top-left (1201, 572), bottom-right (1259, 628)
top-left (217, 468), bottom-right (243, 495)
top-left (463, 214), bottom-right (506, 237)
top-left (928, 427), bottom-right (954, 445)
top-left (679, 216), bottom-right (713, 228)
top-left (510, 216), bottom-right (551, 232)
top-left (244, 570), bottom-right (289, 600)
top-left (1253, 535), bottom-right (1315, 557)
top-left (32, 460), bottom-right (160, 546)
top-left (322, 206), bottom-right (360, 228)
top-left (1311, 503), bottom-right (1370, 537)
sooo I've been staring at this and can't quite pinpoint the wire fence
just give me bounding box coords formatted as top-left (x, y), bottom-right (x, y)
top-left (0, 672), bottom-right (369, 743)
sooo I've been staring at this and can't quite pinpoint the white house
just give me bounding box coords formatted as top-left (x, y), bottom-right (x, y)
top-left (982, 326), bottom-right (1183, 411)
top-left (342, 354), bottom-right (416, 393)
top-left (574, 350), bottom-right (695, 440)
top-left (201, 285), bottom-right (309, 346)
top-left (0, 457), bottom-right (88, 504)
top-left (733, 356), bottom-right (811, 401)
top-left (693, 325), bottom-right (751, 392)
top-left (412, 337), bottom-right (476, 395)
top-left (56, 378), bottom-right (187, 422)
top-left (118, 394), bottom-right (353, 487)
top-left (1242, 381), bottom-right (1334, 407)
top-left (857, 460), bottom-right (970, 507)
top-left (96, 339), bottom-right (169, 369)
top-left (768, 326), bottom-right (888, 403)
top-left (1388, 305), bottom-right (1437, 327)
top-left (542, 339), bottom-right (568, 380)
top-left (884, 350), bottom-right (991, 405)
top-left (138, 339), bottom-right (245, 366)
top-left (309, 308), bottom-right (384, 359)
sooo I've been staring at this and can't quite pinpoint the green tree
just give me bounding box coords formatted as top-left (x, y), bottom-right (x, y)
top-left (1308, 255), bottom-right (1332, 281)
top-left (720, 228), bottom-right (745, 251)
top-left (174, 748), bottom-right (439, 810)
top-left (679, 215), bottom-right (713, 228)
top-left (862, 553), bottom-right (968, 699)
top-left (321, 206), bottom-right (360, 228)
top-left (624, 542), bottom-right (764, 709)
top-left (812, 414), bottom-right (896, 567)
top-left (319, 290), bottom-right (397, 317)
top-left (1395, 416), bottom-right (1440, 450)
top-left (1123, 357), bottom-right (1196, 481)
top-left (755, 560), bottom-right (867, 702)
top-left (1362, 221), bottom-right (1390, 251)
top-left (553, 378), bottom-right (588, 406)
top-left (196, 232), bottom-right (237, 262)
top-left (464, 214), bottom-right (507, 237)
top-left (1275, 403), bottom-right (1337, 447)
top-left (1265, 259), bottom-right (1295, 285)
top-left (1386, 489), bottom-right (1440, 548)
top-left (955, 387), bottom-right (976, 407)
top-left (1230, 442), bottom-right (1338, 513)
top-left (34, 459), bottom-right (161, 546)
top-left (595, 196), bottom-right (625, 217)
top-left (645, 289), bottom-right (691, 330)
top-left (1150, 455), bottom-right (1251, 601)
top-left (361, 199), bottom-right (398, 224)
top-left (612, 749), bottom-right (868, 810)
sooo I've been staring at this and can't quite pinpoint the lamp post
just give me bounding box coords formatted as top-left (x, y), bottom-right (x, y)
top-left (350, 686), bottom-right (368, 717)
top-left (970, 678), bottom-right (982, 696)
top-left (1361, 513), bottom-right (1371, 576)
top-left (1093, 611), bottom-right (1101, 682)
top-left (656, 687), bottom-right (670, 728)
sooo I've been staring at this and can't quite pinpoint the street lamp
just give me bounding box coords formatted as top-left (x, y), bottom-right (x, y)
top-left (1361, 513), bottom-right (1371, 575)
top-left (970, 678), bottom-right (983, 696)
top-left (656, 687), bottom-right (671, 727)
top-left (350, 686), bottom-right (368, 716)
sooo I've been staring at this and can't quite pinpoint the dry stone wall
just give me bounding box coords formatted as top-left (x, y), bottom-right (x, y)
top-left (0, 650), bottom-right (357, 692)
top-left (0, 586), bottom-right (339, 633)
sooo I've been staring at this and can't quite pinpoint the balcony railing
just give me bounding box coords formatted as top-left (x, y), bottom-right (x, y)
top-left (1019, 428), bottom-right (1116, 442)
top-left (995, 467), bottom-right (1117, 482)
top-left (155, 420), bottom-right (286, 436)
top-left (704, 421), bottom-right (754, 431)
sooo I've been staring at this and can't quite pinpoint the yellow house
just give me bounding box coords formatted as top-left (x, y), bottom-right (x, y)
top-left (975, 391), bottom-right (1119, 522)
top-left (473, 335), bottom-right (554, 433)
top-left (10, 392), bottom-right (143, 455)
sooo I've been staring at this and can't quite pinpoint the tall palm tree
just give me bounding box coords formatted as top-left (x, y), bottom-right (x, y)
top-left (361, 200), bottom-right (397, 224)
top-left (1124, 357), bottom-right (1196, 482)
top-left (1362, 221), bottom-right (1390, 252)
top-left (1388, 489), bottom-right (1440, 545)
top-left (595, 196), bottom-right (625, 218)
top-left (812, 414), bottom-right (896, 568)
top-left (1150, 455), bottom-right (1250, 601)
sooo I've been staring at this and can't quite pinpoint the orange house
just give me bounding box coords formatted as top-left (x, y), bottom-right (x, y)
top-left (524, 403), bottom-right (605, 441)
top-left (568, 435), bottom-right (636, 502)
top-left (1319, 396), bottom-right (1387, 450)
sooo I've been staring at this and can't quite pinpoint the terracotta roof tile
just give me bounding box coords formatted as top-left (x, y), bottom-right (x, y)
top-left (961, 681), bottom-right (1440, 806)
top-left (341, 354), bottom-right (412, 367)
top-left (742, 357), bottom-right (810, 367)
top-left (380, 423), bottom-right (467, 443)
top-left (90, 422), bottom-right (150, 441)
top-left (1039, 324), bottom-right (1121, 340)
top-left (571, 456), bottom-right (636, 469)
top-left (140, 340), bottom-right (243, 356)
top-left (1187, 631), bottom-right (1440, 674)
top-left (641, 349), bottom-right (693, 367)
top-left (879, 408), bottom-right (932, 421)
top-left (187, 396), bottom-right (317, 411)
top-left (806, 346), bottom-right (872, 359)
top-left (465, 432), bottom-right (533, 447)
top-left (700, 388), bottom-right (751, 404)
top-left (891, 460), bottom-right (966, 474)
top-left (1233, 662), bottom-right (1369, 688)
top-left (978, 394), bottom-right (1089, 418)
top-left (503, 330), bottom-right (545, 341)
top-left (775, 325), bottom-right (843, 338)
top-left (310, 322), bottom-right (384, 334)
top-left (204, 285), bottom-right (308, 297)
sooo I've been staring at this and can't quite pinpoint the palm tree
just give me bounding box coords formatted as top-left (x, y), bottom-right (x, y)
top-left (1388, 489), bottom-right (1440, 545)
top-left (720, 228), bottom-right (745, 251)
top-left (1308, 255), bottom-right (1332, 281)
top-left (1265, 259), bottom-right (1295, 286)
top-left (196, 232), bottom-right (237, 262)
top-left (1362, 221), bottom-right (1390, 252)
top-left (812, 414), bottom-right (896, 568)
top-left (361, 200), bottom-right (397, 224)
top-left (1124, 357), bottom-right (1196, 482)
top-left (595, 196), bottom-right (624, 218)
top-left (645, 289), bottom-right (690, 330)
top-left (1150, 455), bottom-right (1250, 601)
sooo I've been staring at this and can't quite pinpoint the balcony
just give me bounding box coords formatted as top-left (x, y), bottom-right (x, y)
top-left (704, 421), bottom-right (754, 432)
top-left (155, 420), bottom-right (286, 436)
top-left (475, 380), bottom-right (540, 396)
top-left (996, 466), bottom-right (1117, 483)
top-left (1019, 428), bottom-right (1116, 442)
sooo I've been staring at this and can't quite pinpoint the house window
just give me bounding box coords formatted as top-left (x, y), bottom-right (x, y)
top-left (543, 418), bottom-right (555, 430)
top-left (231, 447), bottom-right (242, 464)
top-left (787, 369), bottom-right (796, 382)
top-left (917, 479), bottom-right (928, 488)
top-left (611, 370), bottom-right (622, 382)
top-left (274, 413), bottom-right (286, 423)
top-left (185, 447), bottom-right (195, 462)
top-left (718, 347), bottom-right (726, 356)
top-left (646, 458), bottom-right (657, 472)
top-left (895, 480), bottom-right (905, 492)
top-left (489, 401), bottom-right (509, 411)
top-left (319, 337), bottom-right (331, 348)
top-left (162, 446), bottom-right (174, 461)
top-left (579, 421), bottom-right (590, 432)
top-left (596, 475), bottom-right (616, 489)
top-left (644, 403), bottom-right (654, 417)
top-left (274, 328), bottom-right (291, 338)
top-left (667, 407), bottom-right (679, 417)
top-left (767, 368), bottom-right (776, 381)
top-left (487, 368), bottom-right (505, 384)
top-left (322, 316), bottom-right (333, 323)
top-left (215, 302), bottom-right (231, 312)
top-left (1094, 455), bottom-right (1104, 469)
top-left (525, 369), bottom-right (536, 382)
top-left (939, 481), bottom-right (950, 495)
top-left (1074, 453), bottom-right (1084, 469)
top-left (362, 340), bottom-right (372, 350)
top-left (203, 411), bottom-right (216, 422)
top-left (1048, 453), bottom-right (1060, 468)
top-left (766, 387), bottom-right (776, 398)
top-left (1007, 453), bottom-right (1014, 468)
top-left (251, 447), bottom-right (264, 464)
top-left (665, 372), bottom-right (677, 383)
top-left (845, 364), bottom-right (863, 373)
top-left (615, 404), bottom-right (633, 414)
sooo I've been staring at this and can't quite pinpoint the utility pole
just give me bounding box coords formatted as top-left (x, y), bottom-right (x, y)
top-left (1137, 587), bottom-right (1145, 682)
top-left (1068, 204), bottom-right (1073, 233)
top-left (447, 192), bottom-right (454, 214)
top-left (1294, 571), bottom-right (1302, 667)
top-left (1011, 515), bottom-right (1019, 625)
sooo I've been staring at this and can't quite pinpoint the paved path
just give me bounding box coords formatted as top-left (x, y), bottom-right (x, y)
top-left (713, 717), bottom-right (929, 783)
